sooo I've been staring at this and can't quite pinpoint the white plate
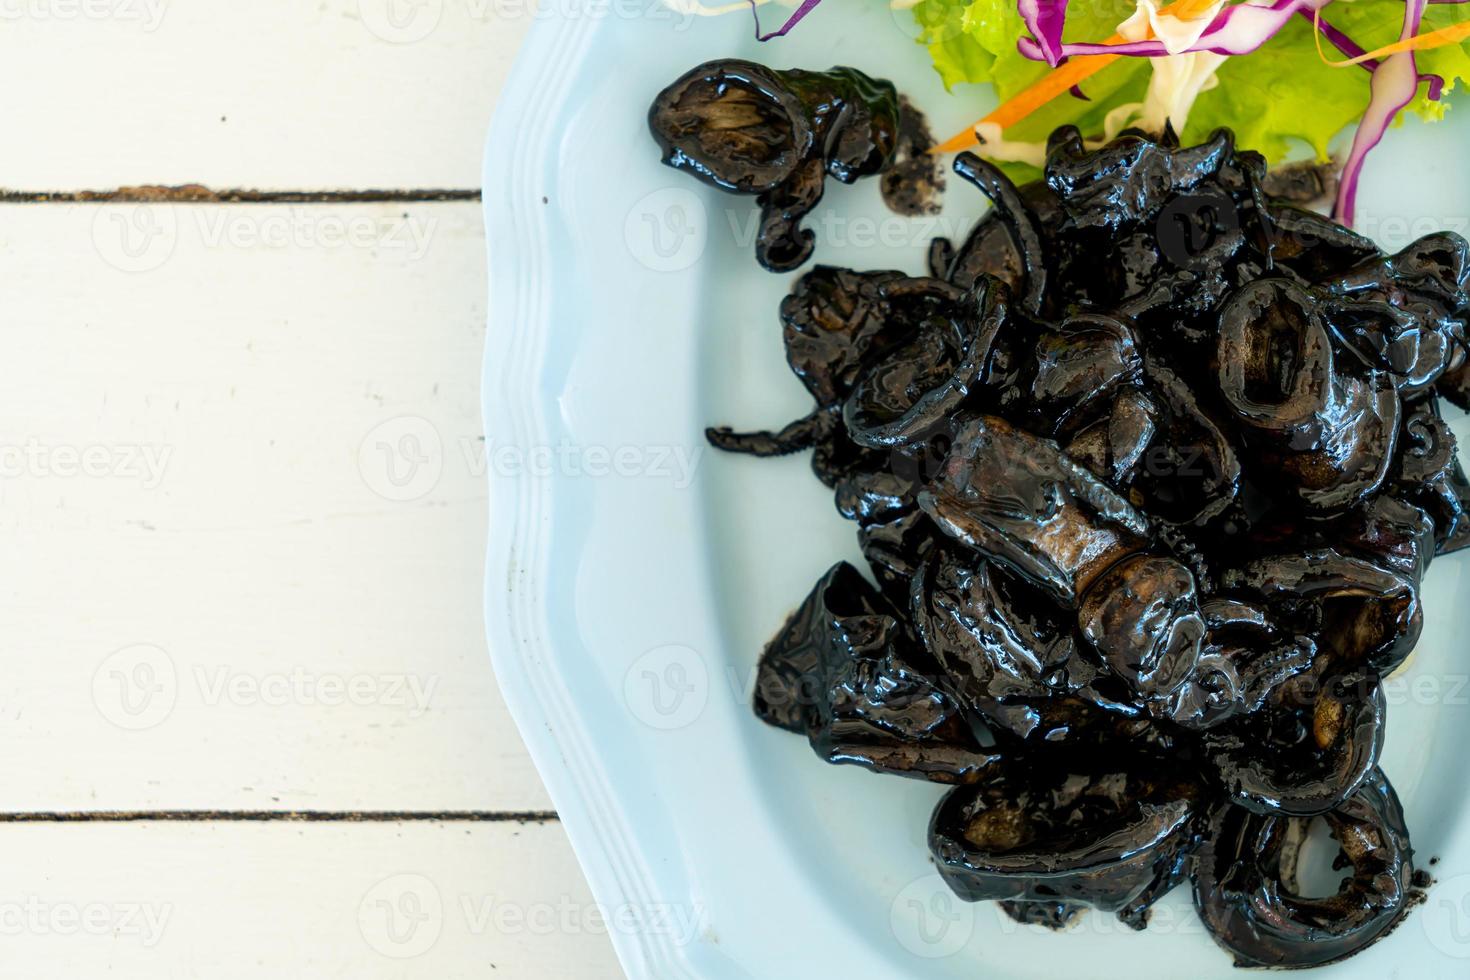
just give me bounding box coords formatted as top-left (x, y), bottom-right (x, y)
top-left (482, 6), bottom-right (1470, 977)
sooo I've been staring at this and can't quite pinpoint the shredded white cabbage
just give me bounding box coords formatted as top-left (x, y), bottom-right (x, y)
top-left (1108, 0), bottom-right (1229, 140)
top-left (662, 0), bottom-right (1232, 168)
top-left (1118, 0), bottom-right (1224, 52)
top-left (973, 122), bottom-right (1051, 167)
top-left (1134, 51), bottom-right (1227, 134)
top-left (970, 0), bottom-right (1231, 165)
top-left (974, 102), bottom-right (1152, 168)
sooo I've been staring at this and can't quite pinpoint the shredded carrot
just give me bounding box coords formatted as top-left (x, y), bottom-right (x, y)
top-left (932, 0), bottom-right (1224, 155)
top-left (1312, 11), bottom-right (1470, 67)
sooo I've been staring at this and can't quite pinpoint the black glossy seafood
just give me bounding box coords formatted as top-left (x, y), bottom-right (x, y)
top-left (648, 59), bottom-right (900, 272)
top-left (929, 751), bottom-right (1206, 929)
top-left (663, 65), bottom-right (1470, 967)
top-left (1192, 770), bottom-right (1415, 968)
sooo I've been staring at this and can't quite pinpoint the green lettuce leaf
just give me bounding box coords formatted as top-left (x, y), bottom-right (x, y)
top-left (916, 0), bottom-right (1138, 91)
top-left (910, 0), bottom-right (1469, 167)
top-left (914, 0), bottom-right (1150, 179)
top-left (1185, 17), bottom-right (1368, 161)
top-left (1327, 0), bottom-right (1470, 119)
top-left (913, 0), bottom-right (1003, 86)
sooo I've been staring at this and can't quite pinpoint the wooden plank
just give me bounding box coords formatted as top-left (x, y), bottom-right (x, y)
top-left (0, 819), bottom-right (623, 977)
top-left (0, 200), bottom-right (551, 811)
top-left (0, 0), bottom-right (538, 190)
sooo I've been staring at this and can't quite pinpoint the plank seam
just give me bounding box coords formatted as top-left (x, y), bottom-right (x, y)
top-left (0, 810), bottom-right (558, 823)
top-left (0, 188), bottom-right (480, 203)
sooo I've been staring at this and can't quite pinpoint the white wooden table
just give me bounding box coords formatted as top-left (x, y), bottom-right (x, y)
top-left (0, 2), bottom-right (622, 975)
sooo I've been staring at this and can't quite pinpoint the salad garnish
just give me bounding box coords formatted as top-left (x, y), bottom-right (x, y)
top-left (671, 0), bottom-right (1469, 226)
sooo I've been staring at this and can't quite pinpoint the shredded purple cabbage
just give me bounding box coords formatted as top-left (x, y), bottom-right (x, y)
top-left (747, 0), bottom-right (1464, 229)
top-left (1017, 0), bottom-right (1336, 60)
top-left (748, 0), bottom-right (825, 40)
top-left (1306, 10), bottom-right (1382, 69)
top-left (1020, 0), bottom-right (1073, 66)
top-left (1304, 10), bottom-right (1446, 99)
top-left (1008, 0), bottom-right (1468, 226)
top-left (1335, 0), bottom-right (1428, 224)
